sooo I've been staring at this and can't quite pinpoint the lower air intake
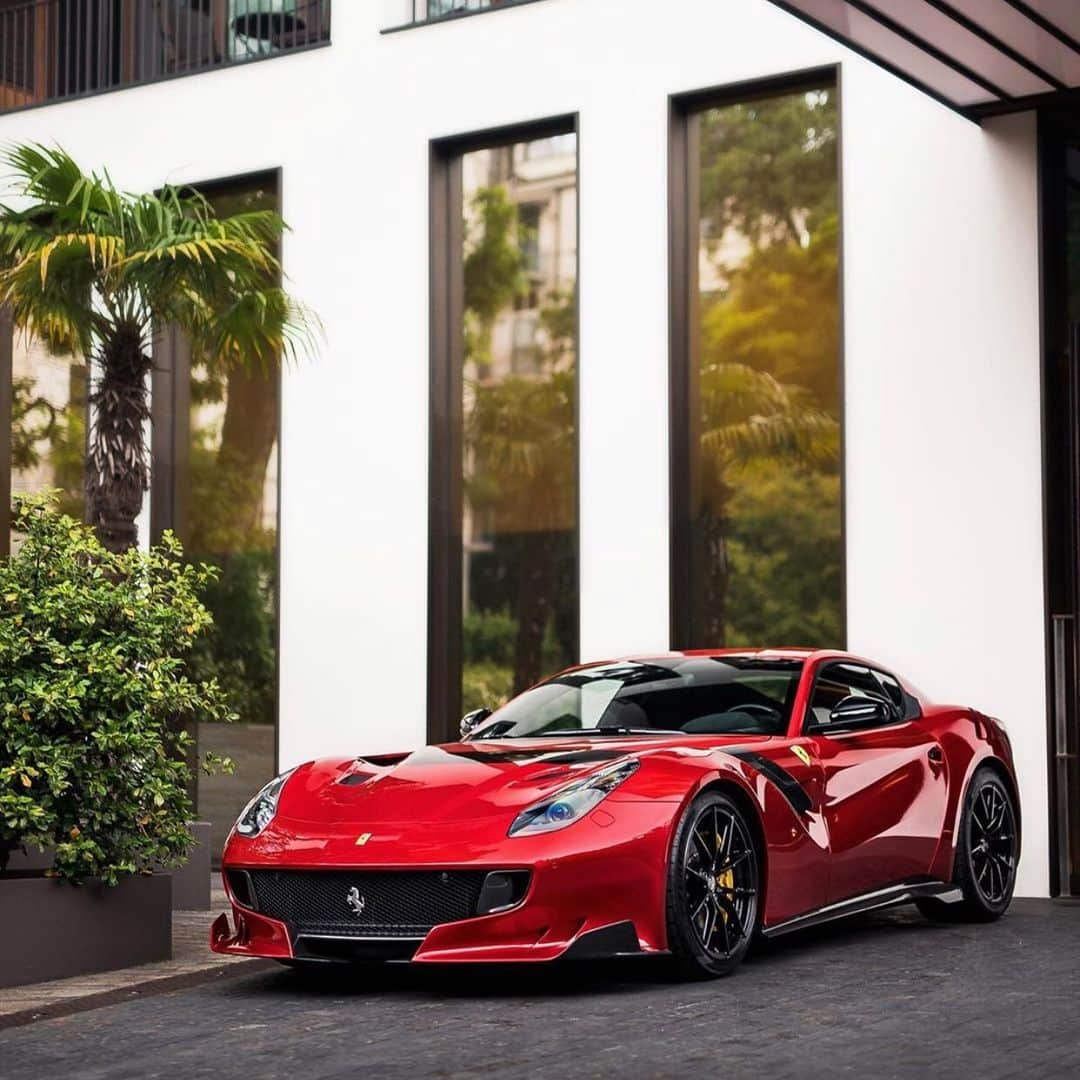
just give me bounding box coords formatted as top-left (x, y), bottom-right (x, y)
top-left (244, 869), bottom-right (492, 938)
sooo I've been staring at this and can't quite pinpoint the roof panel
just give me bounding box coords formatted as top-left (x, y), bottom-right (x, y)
top-left (770, 0), bottom-right (1080, 117)
top-left (862, 0), bottom-right (1054, 97)
top-left (1019, 0), bottom-right (1080, 46)
top-left (941, 0), bottom-right (1080, 87)
top-left (776, 0), bottom-right (1000, 108)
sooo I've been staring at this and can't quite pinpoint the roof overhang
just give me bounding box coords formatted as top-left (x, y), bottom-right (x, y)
top-left (768, 0), bottom-right (1080, 121)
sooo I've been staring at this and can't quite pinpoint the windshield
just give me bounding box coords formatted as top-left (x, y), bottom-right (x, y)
top-left (471, 656), bottom-right (803, 739)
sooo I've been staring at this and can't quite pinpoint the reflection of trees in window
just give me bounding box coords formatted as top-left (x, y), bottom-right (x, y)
top-left (691, 87), bottom-right (841, 648)
top-left (460, 136), bottom-right (578, 710)
top-left (176, 179), bottom-right (279, 854)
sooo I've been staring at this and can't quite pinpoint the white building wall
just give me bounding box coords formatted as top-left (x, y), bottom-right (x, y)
top-left (0, 0), bottom-right (1047, 894)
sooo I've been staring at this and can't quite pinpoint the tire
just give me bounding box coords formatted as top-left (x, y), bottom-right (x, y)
top-left (666, 789), bottom-right (761, 979)
top-left (917, 765), bottom-right (1018, 923)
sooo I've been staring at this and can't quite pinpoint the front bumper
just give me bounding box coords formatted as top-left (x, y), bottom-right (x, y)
top-left (210, 802), bottom-right (672, 964)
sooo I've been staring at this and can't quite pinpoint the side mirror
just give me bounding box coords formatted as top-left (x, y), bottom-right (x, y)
top-left (460, 707), bottom-right (491, 740)
top-left (823, 695), bottom-right (893, 731)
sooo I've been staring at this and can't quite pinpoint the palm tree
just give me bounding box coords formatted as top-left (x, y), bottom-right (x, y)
top-left (0, 144), bottom-right (315, 552)
top-left (694, 360), bottom-right (839, 646)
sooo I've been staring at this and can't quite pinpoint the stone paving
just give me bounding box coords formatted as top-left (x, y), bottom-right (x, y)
top-left (0, 886), bottom-right (266, 1028)
top-left (0, 898), bottom-right (1076, 1078)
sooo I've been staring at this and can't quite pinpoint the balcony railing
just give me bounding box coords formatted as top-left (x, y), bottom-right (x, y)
top-left (401, 0), bottom-right (541, 27)
top-left (0, 0), bottom-right (331, 116)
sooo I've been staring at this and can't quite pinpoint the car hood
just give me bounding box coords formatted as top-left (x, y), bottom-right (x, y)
top-left (274, 735), bottom-right (771, 827)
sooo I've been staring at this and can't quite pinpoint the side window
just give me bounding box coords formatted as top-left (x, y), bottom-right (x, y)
top-left (871, 668), bottom-right (921, 721)
top-left (806, 663), bottom-right (895, 731)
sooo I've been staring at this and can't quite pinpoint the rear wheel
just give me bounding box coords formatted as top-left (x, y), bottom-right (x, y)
top-left (666, 790), bottom-right (760, 979)
top-left (917, 766), bottom-right (1018, 923)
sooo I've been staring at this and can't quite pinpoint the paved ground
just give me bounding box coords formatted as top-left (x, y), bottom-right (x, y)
top-left (0, 899), bottom-right (1076, 1079)
top-left (0, 887), bottom-right (264, 1027)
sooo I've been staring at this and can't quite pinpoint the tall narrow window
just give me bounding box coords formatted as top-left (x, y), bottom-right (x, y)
top-left (672, 74), bottom-right (842, 650)
top-left (430, 120), bottom-right (579, 739)
top-left (152, 172), bottom-right (280, 859)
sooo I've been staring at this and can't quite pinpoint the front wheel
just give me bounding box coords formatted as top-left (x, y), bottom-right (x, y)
top-left (917, 765), bottom-right (1018, 923)
top-left (666, 790), bottom-right (761, 979)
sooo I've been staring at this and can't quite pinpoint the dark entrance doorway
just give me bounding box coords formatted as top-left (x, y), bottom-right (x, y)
top-left (1041, 107), bottom-right (1080, 898)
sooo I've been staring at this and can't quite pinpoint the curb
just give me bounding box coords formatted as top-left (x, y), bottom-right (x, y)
top-left (0, 958), bottom-right (274, 1031)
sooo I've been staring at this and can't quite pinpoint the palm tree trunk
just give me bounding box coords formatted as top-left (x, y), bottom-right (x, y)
top-left (513, 530), bottom-right (559, 695)
top-left (214, 365), bottom-right (278, 543)
top-left (87, 322), bottom-right (151, 553)
top-left (697, 505), bottom-right (730, 648)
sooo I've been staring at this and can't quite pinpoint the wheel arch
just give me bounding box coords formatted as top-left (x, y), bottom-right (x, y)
top-left (972, 754), bottom-right (1022, 840)
top-left (694, 777), bottom-right (769, 917)
top-left (942, 753), bottom-right (1022, 881)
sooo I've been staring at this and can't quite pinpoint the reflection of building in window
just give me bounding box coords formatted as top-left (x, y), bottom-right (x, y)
top-left (10, 334), bottom-right (88, 545)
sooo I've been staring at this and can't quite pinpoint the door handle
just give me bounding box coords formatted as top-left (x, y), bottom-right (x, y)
top-left (927, 745), bottom-right (945, 775)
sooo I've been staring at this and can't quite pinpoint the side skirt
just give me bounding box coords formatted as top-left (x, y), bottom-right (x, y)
top-left (761, 880), bottom-right (961, 938)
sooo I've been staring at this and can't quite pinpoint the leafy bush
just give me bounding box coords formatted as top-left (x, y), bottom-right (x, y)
top-left (0, 495), bottom-right (235, 885)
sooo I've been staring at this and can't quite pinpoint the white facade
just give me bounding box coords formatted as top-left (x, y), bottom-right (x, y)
top-left (0, 0), bottom-right (1047, 895)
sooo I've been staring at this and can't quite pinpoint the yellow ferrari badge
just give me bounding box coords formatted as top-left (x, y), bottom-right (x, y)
top-left (791, 745), bottom-right (812, 768)
top-left (355, 832), bottom-right (373, 846)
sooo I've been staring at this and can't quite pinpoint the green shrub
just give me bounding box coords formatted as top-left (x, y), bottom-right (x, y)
top-left (0, 495), bottom-right (235, 885)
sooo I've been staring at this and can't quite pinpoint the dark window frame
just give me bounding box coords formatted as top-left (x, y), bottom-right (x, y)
top-left (150, 166), bottom-right (284, 785)
top-left (667, 64), bottom-right (847, 651)
top-left (428, 113), bottom-right (580, 744)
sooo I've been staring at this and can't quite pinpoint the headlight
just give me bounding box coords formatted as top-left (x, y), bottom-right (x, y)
top-left (508, 758), bottom-right (639, 837)
top-left (234, 769), bottom-right (296, 838)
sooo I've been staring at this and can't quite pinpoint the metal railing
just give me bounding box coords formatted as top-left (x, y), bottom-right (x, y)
top-left (408, 0), bottom-right (527, 24)
top-left (0, 0), bottom-right (331, 116)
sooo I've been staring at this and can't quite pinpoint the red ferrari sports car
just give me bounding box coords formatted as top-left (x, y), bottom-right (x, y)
top-left (211, 648), bottom-right (1020, 978)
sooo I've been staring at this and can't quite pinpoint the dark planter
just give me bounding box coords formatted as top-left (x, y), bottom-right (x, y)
top-left (168, 821), bottom-right (212, 910)
top-left (0, 873), bottom-right (172, 989)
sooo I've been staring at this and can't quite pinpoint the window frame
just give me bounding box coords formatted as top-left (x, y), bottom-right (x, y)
top-left (427, 114), bottom-right (580, 744)
top-left (667, 65), bottom-right (846, 651)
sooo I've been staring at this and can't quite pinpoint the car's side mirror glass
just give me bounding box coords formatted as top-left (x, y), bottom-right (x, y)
top-left (816, 695), bottom-right (893, 732)
top-left (460, 707), bottom-right (492, 740)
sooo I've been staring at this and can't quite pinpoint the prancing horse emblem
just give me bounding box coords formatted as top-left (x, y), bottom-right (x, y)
top-left (345, 886), bottom-right (366, 917)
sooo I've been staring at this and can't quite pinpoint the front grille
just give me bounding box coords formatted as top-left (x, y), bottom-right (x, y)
top-left (245, 870), bottom-right (491, 939)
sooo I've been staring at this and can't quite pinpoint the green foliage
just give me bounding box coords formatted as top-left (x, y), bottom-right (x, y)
top-left (702, 214), bottom-right (840, 409)
top-left (186, 552), bottom-right (276, 726)
top-left (699, 89), bottom-right (837, 248)
top-left (724, 463), bottom-right (843, 647)
top-left (463, 609), bottom-right (518, 668)
top-left (462, 662), bottom-right (514, 713)
top-left (0, 495), bottom-right (236, 884)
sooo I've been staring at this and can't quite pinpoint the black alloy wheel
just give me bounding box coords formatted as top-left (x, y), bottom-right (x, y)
top-left (666, 790), bottom-right (760, 978)
top-left (917, 765), bottom-right (1018, 923)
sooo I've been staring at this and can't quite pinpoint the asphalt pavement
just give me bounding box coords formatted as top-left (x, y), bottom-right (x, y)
top-left (0, 899), bottom-right (1076, 1079)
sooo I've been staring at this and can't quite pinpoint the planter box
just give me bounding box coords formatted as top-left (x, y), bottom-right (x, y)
top-left (169, 821), bottom-right (212, 910)
top-left (7, 821), bottom-right (211, 911)
top-left (0, 873), bottom-right (172, 989)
